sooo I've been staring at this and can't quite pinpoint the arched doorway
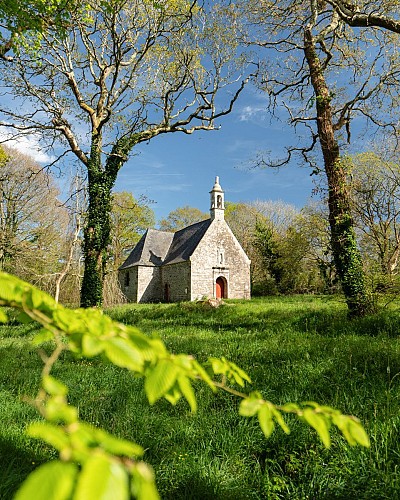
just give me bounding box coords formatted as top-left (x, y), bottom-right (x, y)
top-left (216, 277), bottom-right (227, 299)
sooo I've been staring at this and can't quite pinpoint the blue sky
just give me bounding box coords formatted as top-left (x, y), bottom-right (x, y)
top-left (0, 84), bottom-right (316, 225)
top-left (114, 86), bottom-right (316, 224)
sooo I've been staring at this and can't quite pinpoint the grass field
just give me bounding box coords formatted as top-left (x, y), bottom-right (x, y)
top-left (1, 295), bottom-right (400, 499)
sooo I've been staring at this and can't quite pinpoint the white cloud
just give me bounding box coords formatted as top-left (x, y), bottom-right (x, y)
top-left (116, 171), bottom-right (188, 193)
top-left (238, 105), bottom-right (267, 122)
top-left (0, 132), bottom-right (55, 164)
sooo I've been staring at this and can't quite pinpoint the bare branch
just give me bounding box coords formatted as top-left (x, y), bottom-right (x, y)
top-left (326, 0), bottom-right (400, 33)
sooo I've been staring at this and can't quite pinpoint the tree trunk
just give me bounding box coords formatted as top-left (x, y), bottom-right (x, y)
top-left (80, 134), bottom-right (137, 308)
top-left (80, 134), bottom-right (117, 307)
top-left (304, 28), bottom-right (371, 317)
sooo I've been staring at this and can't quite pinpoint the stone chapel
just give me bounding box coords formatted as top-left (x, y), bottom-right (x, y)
top-left (118, 177), bottom-right (251, 302)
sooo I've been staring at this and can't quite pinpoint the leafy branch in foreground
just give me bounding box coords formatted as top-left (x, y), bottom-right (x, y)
top-left (0, 272), bottom-right (370, 499)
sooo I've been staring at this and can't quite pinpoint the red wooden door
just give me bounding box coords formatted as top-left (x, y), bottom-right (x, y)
top-left (216, 277), bottom-right (225, 299)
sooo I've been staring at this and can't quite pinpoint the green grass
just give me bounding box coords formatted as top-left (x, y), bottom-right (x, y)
top-left (2, 296), bottom-right (400, 499)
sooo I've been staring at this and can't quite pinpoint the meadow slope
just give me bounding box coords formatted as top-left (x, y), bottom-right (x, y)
top-left (1, 296), bottom-right (400, 499)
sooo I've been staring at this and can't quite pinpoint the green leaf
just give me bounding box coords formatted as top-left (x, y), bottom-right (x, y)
top-left (177, 375), bottom-right (197, 412)
top-left (0, 272), bottom-right (26, 304)
top-left (53, 308), bottom-right (79, 333)
top-left (208, 357), bottom-right (226, 375)
top-left (258, 403), bottom-right (275, 438)
top-left (347, 417), bottom-right (370, 447)
top-left (144, 359), bottom-right (179, 404)
top-left (192, 360), bottom-right (216, 391)
top-left (14, 461), bottom-right (77, 500)
top-left (74, 454), bottom-right (129, 500)
top-left (228, 360), bottom-right (251, 385)
top-left (94, 429), bottom-right (143, 457)
top-left (82, 334), bottom-right (104, 357)
top-left (271, 407), bottom-right (290, 434)
top-left (28, 422), bottom-right (70, 451)
top-left (131, 462), bottom-right (160, 500)
top-left (24, 287), bottom-right (57, 312)
top-left (281, 402), bottom-right (300, 412)
top-left (0, 308), bottom-right (7, 323)
top-left (32, 328), bottom-right (54, 345)
top-left (43, 375), bottom-right (68, 396)
top-left (302, 408), bottom-right (331, 448)
top-left (239, 395), bottom-right (263, 417)
top-left (332, 414), bottom-right (356, 445)
top-left (164, 384), bottom-right (182, 405)
top-left (45, 398), bottom-right (78, 424)
top-left (104, 337), bottom-right (143, 372)
top-left (126, 330), bottom-right (161, 362)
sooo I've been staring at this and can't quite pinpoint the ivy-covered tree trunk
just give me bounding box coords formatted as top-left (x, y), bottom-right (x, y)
top-left (80, 135), bottom-right (109, 307)
top-left (80, 134), bottom-right (137, 308)
top-left (304, 28), bottom-right (371, 317)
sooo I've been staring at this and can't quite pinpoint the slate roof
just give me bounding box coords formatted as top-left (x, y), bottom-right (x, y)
top-left (119, 229), bottom-right (174, 269)
top-left (163, 219), bottom-right (211, 265)
top-left (119, 219), bottom-right (212, 269)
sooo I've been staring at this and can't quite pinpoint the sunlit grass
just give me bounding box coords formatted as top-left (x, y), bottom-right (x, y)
top-left (1, 296), bottom-right (400, 498)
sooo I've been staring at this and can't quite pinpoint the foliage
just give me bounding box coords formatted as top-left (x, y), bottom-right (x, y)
top-left (297, 202), bottom-right (338, 293)
top-left (347, 151), bottom-right (400, 282)
top-left (0, 145), bottom-right (69, 292)
top-left (252, 219), bottom-right (281, 287)
top-left (158, 206), bottom-right (208, 232)
top-left (225, 200), bottom-right (329, 295)
top-left (0, 272), bottom-right (369, 498)
top-left (110, 192), bottom-right (155, 268)
top-left (0, 0), bottom-right (75, 59)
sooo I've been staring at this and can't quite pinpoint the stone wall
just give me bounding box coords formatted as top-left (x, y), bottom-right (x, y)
top-left (137, 266), bottom-right (162, 302)
top-left (119, 267), bottom-right (138, 302)
top-left (190, 219), bottom-right (250, 300)
top-left (161, 262), bottom-right (191, 302)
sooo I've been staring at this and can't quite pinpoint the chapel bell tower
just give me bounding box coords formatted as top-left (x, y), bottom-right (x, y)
top-left (210, 176), bottom-right (225, 221)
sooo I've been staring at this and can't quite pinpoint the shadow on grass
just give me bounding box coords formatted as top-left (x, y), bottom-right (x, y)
top-left (159, 476), bottom-right (253, 500)
top-left (109, 299), bottom-right (327, 336)
top-left (0, 437), bottom-right (50, 499)
top-left (295, 308), bottom-right (400, 337)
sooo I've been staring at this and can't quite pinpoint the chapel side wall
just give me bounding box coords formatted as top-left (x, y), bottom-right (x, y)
top-left (137, 266), bottom-right (162, 303)
top-left (119, 267), bottom-right (138, 302)
top-left (190, 219), bottom-right (251, 300)
top-left (161, 262), bottom-right (191, 302)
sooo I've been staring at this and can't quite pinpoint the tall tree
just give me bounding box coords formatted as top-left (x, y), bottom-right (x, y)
top-left (225, 200), bottom-right (302, 293)
top-left (111, 191), bottom-right (155, 268)
top-left (298, 202), bottom-right (336, 292)
top-left (159, 205), bottom-right (208, 232)
top-left (0, 0), bottom-right (250, 307)
top-left (0, 145), bottom-right (68, 288)
top-left (348, 152), bottom-right (400, 279)
top-left (237, 0), bottom-right (398, 315)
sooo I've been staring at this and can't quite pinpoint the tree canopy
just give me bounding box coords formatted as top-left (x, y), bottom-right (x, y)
top-left (0, 145), bottom-right (68, 290)
top-left (0, 0), bottom-right (75, 60)
top-left (159, 205), bottom-right (208, 232)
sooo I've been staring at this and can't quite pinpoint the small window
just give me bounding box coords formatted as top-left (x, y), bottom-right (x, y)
top-left (124, 271), bottom-right (130, 287)
top-left (220, 252), bottom-right (224, 265)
